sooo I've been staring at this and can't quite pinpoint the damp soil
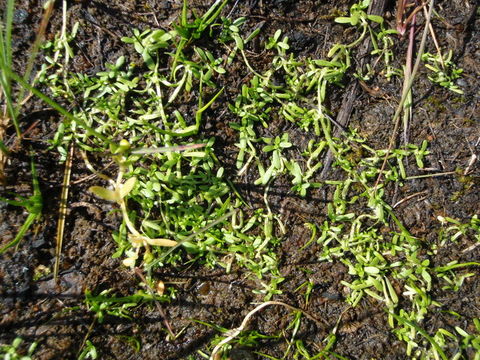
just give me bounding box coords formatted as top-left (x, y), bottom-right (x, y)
top-left (1, 0), bottom-right (479, 359)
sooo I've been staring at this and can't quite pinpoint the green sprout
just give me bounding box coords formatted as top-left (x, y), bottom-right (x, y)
top-left (255, 133), bottom-right (292, 185)
top-left (0, 156), bottom-right (42, 254)
top-left (422, 50), bottom-right (464, 94)
top-left (77, 340), bottom-right (98, 360)
top-left (0, 337), bottom-right (37, 360)
top-left (84, 288), bottom-right (161, 323)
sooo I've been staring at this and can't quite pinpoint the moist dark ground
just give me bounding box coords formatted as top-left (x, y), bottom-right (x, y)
top-left (1, 0), bottom-right (479, 359)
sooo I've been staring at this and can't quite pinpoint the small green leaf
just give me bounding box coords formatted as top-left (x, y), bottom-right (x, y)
top-left (115, 82), bottom-right (129, 91)
top-left (335, 17), bottom-right (353, 24)
top-left (121, 37), bottom-right (134, 44)
top-left (115, 56), bottom-right (125, 69)
top-left (90, 186), bottom-right (120, 202)
top-left (364, 266), bottom-right (380, 274)
top-left (367, 15), bottom-right (384, 24)
top-left (455, 326), bottom-right (469, 338)
top-left (233, 34), bottom-right (244, 50)
top-left (262, 165), bottom-right (274, 184)
top-left (277, 41), bottom-right (289, 50)
top-left (133, 41), bottom-right (143, 54)
top-left (245, 27), bottom-right (261, 43)
top-left (272, 150), bottom-right (281, 169)
top-left (120, 177), bottom-right (137, 199)
top-left (142, 50), bottom-right (155, 70)
top-left (273, 29), bottom-right (282, 41)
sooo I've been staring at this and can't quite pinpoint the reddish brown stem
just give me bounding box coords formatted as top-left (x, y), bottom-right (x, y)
top-left (134, 267), bottom-right (175, 338)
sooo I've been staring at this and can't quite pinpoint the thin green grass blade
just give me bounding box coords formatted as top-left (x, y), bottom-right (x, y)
top-left (181, 0), bottom-right (188, 27)
top-left (0, 67), bottom-right (19, 136)
top-left (0, 0), bottom-right (21, 137)
top-left (130, 143), bottom-right (206, 155)
top-left (0, 155), bottom-right (42, 254)
top-left (0, 212), bottom-right (37, 254)
top-left (0, 137), bottom-right (10, 155)
top-left (16, 0), bottom-right (55, 118)
top-left (0, 196), bottom-right (28, 207)
top-left (200, 0), bottom-right (229, 31)
top-left (389, 311), bottom-right (448, 360)
top-left (4, 0), bottom-right (14, 67)
top-left (3, 67), bottom-right (114, 145)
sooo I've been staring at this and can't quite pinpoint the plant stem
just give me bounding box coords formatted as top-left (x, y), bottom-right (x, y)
top-left (374, 0), bottom-right (435, 191)
top-left (54, 144), bottom-right (74, 281)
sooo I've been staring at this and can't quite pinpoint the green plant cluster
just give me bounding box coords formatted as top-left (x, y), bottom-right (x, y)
top-left (14, 0), bottom-right (477, 358)
top-left (217, 1), bottom-right (477, 358)
top-left (39, 0), bottom-right (283, 299)
top-left (0, 337), bottom-right (37, 360)
top-left (422, 50), bottom-right (464, 94)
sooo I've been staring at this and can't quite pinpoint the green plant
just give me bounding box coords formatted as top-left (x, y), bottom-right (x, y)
top-left (35, 0), bottom-right (290, 306)
top-left (437, 215), bottom-right (480, 244)
top-left (254, 133), bottom-right (292, 185)
top-left (175, 0), bottom-right (229, 44)
top-left (279, 334), bottom-right (346, 360)
top-left (209, 301), bottom-right (322, 360)
top-left (78, 287), bottom-right (168, 358)
top-left (170, 0), bottom-right (228, 74)
top-left (84, 288), bottom-right (162, 323)
top-left (367, 26), bottom-right (401, 80)
top-left (0, 0), bottom-right (21, 138)
top-left (21, 0), bottom-right (476, 357)
top-left (391, 310), bottom-right (447, 360)
top-left (422, 50), bottom-right (464, 94)
top-left (454, 319), bottom-right (480, 360)
top-left (0, 156), bottom-right (42, 253)
top-left (0, 0), bottom-right (56, 140)
top-left (87, 142), bottom-right (178, 267)
top-left (0, 337), bottom-right (37, 360)
top-left (77, 340), bottom-right (98, 360)
top-left (216, 16), bottom-right (263, 76)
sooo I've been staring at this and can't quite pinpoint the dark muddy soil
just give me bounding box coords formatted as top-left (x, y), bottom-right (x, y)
top-left (1, 0), bottom-right (479, 359)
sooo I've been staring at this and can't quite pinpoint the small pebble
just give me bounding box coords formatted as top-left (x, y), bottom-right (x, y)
top-left (229, 349), bottom-right (255, 360)
top-left (13, 9), bottom-right (29, 25)
top-left (455, 78), bottom-right (467, 88)
top-left (32, 236), bottom-right (46, 249)
top-left (158, 1), bottom-right (171, 9)
top-left (197, 282), bottom-right (211, 295)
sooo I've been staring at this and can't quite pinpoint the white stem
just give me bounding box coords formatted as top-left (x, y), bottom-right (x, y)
top-left (209, 301), bottom-right (323, 359)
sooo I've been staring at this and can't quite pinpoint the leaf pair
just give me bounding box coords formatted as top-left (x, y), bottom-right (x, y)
top-left (89, 177), bottom-right (136, 204)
